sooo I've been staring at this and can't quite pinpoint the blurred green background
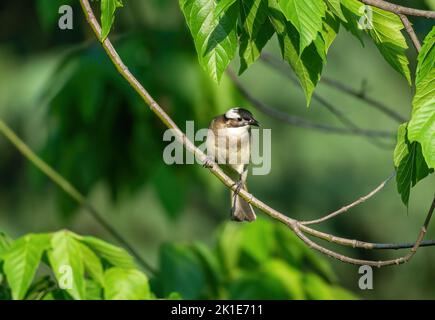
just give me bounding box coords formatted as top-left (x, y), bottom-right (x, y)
top-left (0, 0), bottom-right (434, 299)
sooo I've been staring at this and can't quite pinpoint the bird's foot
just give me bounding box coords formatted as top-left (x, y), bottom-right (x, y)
top-left (202, 156), bottom-right (214, 168)
top-left (231, 179), bottom-right (244, 196)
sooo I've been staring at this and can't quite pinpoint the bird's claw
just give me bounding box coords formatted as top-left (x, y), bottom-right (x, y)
top-left (232, 180), bottom-right (244, 197)
top-left (202, 156), bottom-right (214, 168)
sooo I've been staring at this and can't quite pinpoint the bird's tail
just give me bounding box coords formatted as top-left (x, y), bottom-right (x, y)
top-left (230, 185), bottom-right (256, 222)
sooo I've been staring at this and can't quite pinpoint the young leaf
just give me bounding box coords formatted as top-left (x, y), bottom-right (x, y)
top-left (49, 231), bottom-right (86, 300)
top-left (396, 142), bottom-right (431, 206)
top-left (341, 0), bottom-right (411, 84)
top-left (103, 268), bottom-right (150, 300)
top-left (393, 122), bottom-right (409, 167)
top-left (214, 0), bottom-right (239, 18)
top-left (238, 0), bottom-right (275, 74)
top-left (3, 234), bottom-right (51, 300)
top-left (278, 0), bottom-right (327, 54)
top-left (325, 0), bottom-right (347, 22)
top-left (179, 0), bottom-right (239, 82)
top-left (80, 236), bottom-right (136, 269)
top-left (78, 242), bottom-right (104, 285)
top-left (408, 27), bottom-right (435, 168)
top-left (100, 0), bottom-right (123, 41)
top-left (268, 0), bottom-right (324, 105)
top-left (0, 232), bottom-right (12, 257)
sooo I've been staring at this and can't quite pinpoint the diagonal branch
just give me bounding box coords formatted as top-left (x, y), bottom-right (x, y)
top-left (226, 69), bottom-right (395, 139)
top-left (360, 0), bottom-right (435, 19)
top-left (80, 0), bottom-right (435, 267)
top-left (301, 172), bottom-right (395, 225)
top-left (399, 14), bottom-right (422, 53)
top-left (260, 53), bottom-right (406, 123)
top-left (0, 118), bottom-right (156, 275)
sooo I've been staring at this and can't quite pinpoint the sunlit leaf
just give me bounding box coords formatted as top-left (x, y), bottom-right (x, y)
top-left (325, 0), bottom-right (347, 22)
top-left (341, 0), bottom-right (411, 84)
top-left (80, 236), bottom-right (136, 269)
top-left (179, 0), bottom-right (239, 82)
top-left (278, 0), bottom-right (327, 54)
top-left (3, 234), bottom-right (50, 300)
top-left (49, 231), bottom-right (85, 300)
top-left (269, 0), bottom-right (324, 105)
top-left (104, 267), bottom-right (150, 300)
top-left (100, 0), bottom-right (123, 41)
top-left (393, 122), bottom-right (409, 167)
top-left (408, 27), bottom-right (435, 168)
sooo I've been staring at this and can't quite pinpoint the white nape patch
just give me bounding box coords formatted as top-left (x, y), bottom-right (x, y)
top-left (225, 108), bottom-right (240, 119)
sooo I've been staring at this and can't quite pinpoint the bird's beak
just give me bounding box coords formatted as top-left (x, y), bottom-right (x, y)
top-left (250, 118), bottom-right (260, 127)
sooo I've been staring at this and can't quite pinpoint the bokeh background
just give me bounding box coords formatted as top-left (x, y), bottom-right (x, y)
top-left (0, 0), bottom-right (434, 299)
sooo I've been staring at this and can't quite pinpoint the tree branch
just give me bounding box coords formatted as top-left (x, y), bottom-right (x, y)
top-left (226, 69), bottom-right (395, 139)
top-left (301, 172), bottom-right (395, 225)
top-left (399, 14), bottom-right (422, 53)
top-left (0, 118), bottom-right (156, 275)
top-left (79, 0), bottom-right (435, 267)
top-left (360, 0), bottom-right (435, 19)
top-left (260, 53), bottom-right (406, 123)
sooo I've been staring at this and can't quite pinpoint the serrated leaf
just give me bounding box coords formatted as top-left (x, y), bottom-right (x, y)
top-left (214, 0), bottom-right (238, 18)
top-left (341, 0), bottom-right (411, 84)
top-left (238, 0), bottom-right (274, 74)
top-left (80, 236), bottom-right (136, 269)
top-left (49, 231), bottom-right (85, 300)
top-left (278, 0), bottom-right (326, 54)
top-left (3, 234), bottom-right (51, 300)
top-left (269, 0), bottom-right (324, 105)
top-left (103, 268), bottom-right (150, 300)
top-left (408, 27), bottom-right (435, 168)
top-left (100, 0), bottom-right (123, 41)
top-left (78, 242), bottom-right (104, 285)
top-left (393, 123), bottom-right (409, 167)
top-left (325, 0), bottom-right (347, 22)
top-left (396, 142), bottom-right (431, 206)
top-left (179, 0), bottom-right (239, 82)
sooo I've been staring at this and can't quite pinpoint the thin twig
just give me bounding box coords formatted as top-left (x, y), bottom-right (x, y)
top-left (0, 118), bottom-right (156, 275)
top-left (301, 172), bottom-right (395, 225)
top-left (260, 53), bottom-right (406, 123)
top-left (360, 0), bottom-right (435, 19)
top-left (226, 70), bottom-right (395, 139)
top-left (399, 14), bottom-right (422, 53)
top-left (80, 0), bottom-right (435, 267)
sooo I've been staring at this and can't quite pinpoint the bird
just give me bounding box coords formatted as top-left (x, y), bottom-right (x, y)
top-left (205, 107), bottom-right (259, 222)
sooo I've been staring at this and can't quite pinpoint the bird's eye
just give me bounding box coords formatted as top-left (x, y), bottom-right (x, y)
top-left (237, 117), bottom-right (242, 121)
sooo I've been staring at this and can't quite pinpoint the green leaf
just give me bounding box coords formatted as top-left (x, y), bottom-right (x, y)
top-left (0, 232), bottom-right (12, 257)
top-left (3, 234), bottom-right (51, 300)
top-left (278, 0), bottom-right (326, 54)
top-left (85, 279), bottom-right (103, 300)
top-left (103, 268), bottom-right (150, 300)
top-left (100, 0), bottom-right (123, 41)
top-left (396, 142), bottom-right (431, 206)
top-left (214, 0), bottom-right (238, 18)
top-left (325, 0), bottom-right (347, 22)
top-left (158, 244), bottom-right (206, 299)
top-left (78, 242), bottom-right (104, 285)
top-left (238, 0), bottom-right (274, 74)
top-left (393, 123), bottom-right (409, 167)
top-left (269, 0), bottom-right (324, 105)
top-left (80, 236), bottom-right (136, 269)
top-left (49, 231), bottom-right (85, 300)
top-left (408, 27), bottom-right (435, 168)
top-left (341, 0), bottom-right (411, 84)
top-left (238, 21), bottom-right (274, 74)
top-left (321, 12), bottom-right (340, 54)
top-left (179, 0), bottom-right (239, 82)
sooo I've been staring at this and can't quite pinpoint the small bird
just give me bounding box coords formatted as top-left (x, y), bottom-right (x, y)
top-left (206, 107), bottom-right (259, 222)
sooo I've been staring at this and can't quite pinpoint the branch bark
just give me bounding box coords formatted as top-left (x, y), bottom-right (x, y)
top-left (0, 118), bottom-right (156, 275)
top-left (360, 0), bottom-right (435, 19)
top-left (79, 0), bottom-right (435, 267)
top-left (399, 14), bottom-right (422, 53)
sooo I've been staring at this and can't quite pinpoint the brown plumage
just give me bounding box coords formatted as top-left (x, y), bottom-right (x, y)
top-left (206, 108), bottom-right (259, 222)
